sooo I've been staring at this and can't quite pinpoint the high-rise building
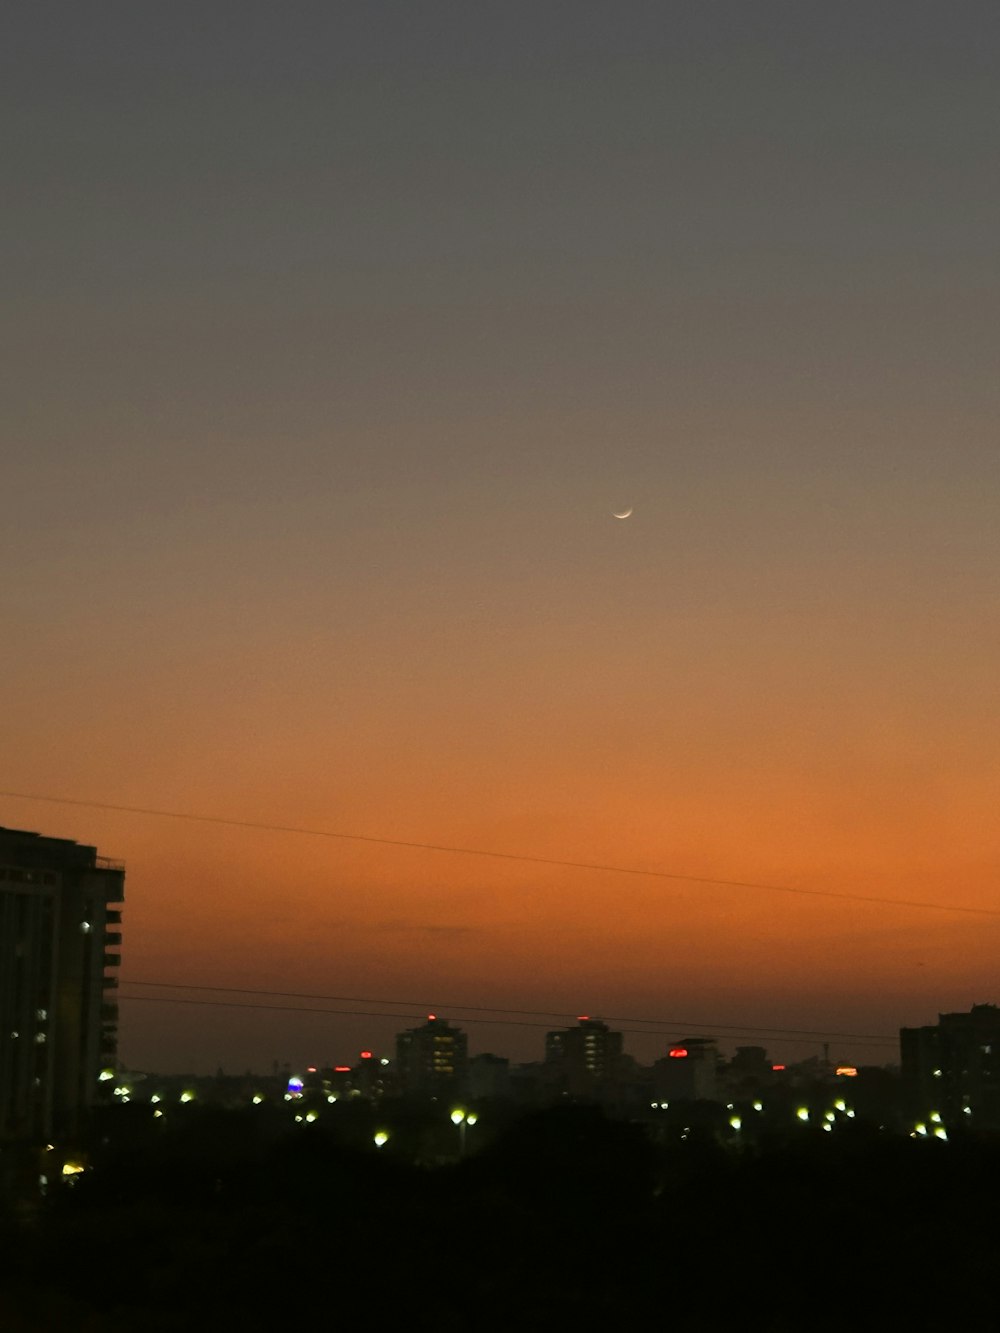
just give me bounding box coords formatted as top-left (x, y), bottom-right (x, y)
top-left (652, 1037), bottom-right (719, 1102)
top-left (545, 1017), bottom-right (623, 1096)
top-left (0, 826), bottom-right (125, 1142)
top-left (901, 1004), bottom-right (1000, 1128)
top-left (395, 1015), bottom-right (468, 1095)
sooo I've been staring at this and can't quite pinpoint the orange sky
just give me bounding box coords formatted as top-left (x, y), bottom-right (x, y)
top-left (3, 3), bottom-right (999, 1071)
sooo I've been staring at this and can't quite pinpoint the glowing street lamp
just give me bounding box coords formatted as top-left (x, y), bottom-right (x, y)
top-left (373, 1131), bottom-right (389, 1149)
top-left (450, 1108), bottom-right (477, 1156)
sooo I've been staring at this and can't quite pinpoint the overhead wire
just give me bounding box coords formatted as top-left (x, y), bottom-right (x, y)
top-left (2, 788), bottom-right (997, 918)
top-left (118, 980), bottom-right (898, 1048)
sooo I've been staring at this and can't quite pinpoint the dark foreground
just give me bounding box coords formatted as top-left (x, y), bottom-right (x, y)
top-left (2, 1105), bottom-right (999, 1331)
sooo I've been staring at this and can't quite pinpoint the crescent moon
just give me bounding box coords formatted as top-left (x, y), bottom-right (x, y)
top-left (612, 507), bottom-right (634, 519)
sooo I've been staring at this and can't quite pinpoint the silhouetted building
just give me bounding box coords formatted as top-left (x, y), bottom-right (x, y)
top-left (653, 1038), bottom-right (719, 1102)
top-left (0, 827), bottom-right (125, 1142)
top-left (396, 1015), bottom-right (468, 1095)
top-left (901, 1004), bottom-right (1000, 1128)
top-left (468, 1053), bottom-right (510, 1100)
top-left (545, 1017), bottom-right (623, 1097)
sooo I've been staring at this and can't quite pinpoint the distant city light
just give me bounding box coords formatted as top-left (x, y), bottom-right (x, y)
top-left (796, 1108), bottom-right (809, 1122)
top-left (668, 1048), bottom-right (688, 1059)
top-left (427, 1014), bottom-right (437, 1021)
top-left (772, 1064), bottom-right (786, 1072)
top-left (360, 1051), bottom-right (373, 1060)
top-left (179, 1091), bottom-right (195, 1103)
top-left (836, 1066), bottom-right (858, 1077)
top-left (334, 1066), bottom-right (351, 1073)
top-left (380, 1058), bottom-right (390, 1066)
top-left (62, 1162), bottom-right (85, 1177)
top-left (374, 1131), bottom-right (389, 1148)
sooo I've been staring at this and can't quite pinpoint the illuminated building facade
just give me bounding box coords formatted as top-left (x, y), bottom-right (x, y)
top-left (0, 827), bottom-right (125, 1142)
top-left (396, 1015), bottom-right (468, 1095)
top-left (545, 1017), bottom-right (623, 1096)
top-left (901, 1004), bottom-right (1000, 1128)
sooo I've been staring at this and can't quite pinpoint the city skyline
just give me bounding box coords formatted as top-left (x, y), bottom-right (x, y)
top-left (4, 2), bottom-right (1000, 1074)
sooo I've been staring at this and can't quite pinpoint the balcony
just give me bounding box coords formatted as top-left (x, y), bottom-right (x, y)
top-left (103, 952), bottom-right (121, 969)
top-left (104, 932), bottom-right (122, 946)
top-left (106, 910), bottom-right (122, 924)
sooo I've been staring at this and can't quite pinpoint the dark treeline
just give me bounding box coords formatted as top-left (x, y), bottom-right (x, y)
top-left (2, 1104), bottom-right (999, 1330)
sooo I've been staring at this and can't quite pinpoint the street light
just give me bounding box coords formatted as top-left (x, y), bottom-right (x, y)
top-left (373, 1131), bottom-right (389, 1149)
top-left (450, 1108), bottom-right (476, 1157)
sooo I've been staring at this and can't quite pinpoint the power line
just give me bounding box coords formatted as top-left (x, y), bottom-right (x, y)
top-left (118, 993), bottom-right (896, 1048)
top-left (118, 982), bottom-right (897, 1048)
top-left (2, 788), bottom-right (997, 918)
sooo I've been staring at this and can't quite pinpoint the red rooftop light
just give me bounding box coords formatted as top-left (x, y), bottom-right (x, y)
top-left (577, 1015), bottom-right (590, 1022)
top-left (334, 1066), bottom-right (351, 1073)
top-left (668, 1047), bottom-right (688, 1059)
top-left (360, 1051), bottom-right (373, 1060)
top-left (772, 1064), bottom-right (786, 1072)
top-left (306, 1066), bottom-right (317, 1073)
top-left (427, 1014), bottom-right (437, 1021)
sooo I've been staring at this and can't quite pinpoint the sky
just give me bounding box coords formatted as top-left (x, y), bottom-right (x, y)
top-left (3, 1), bottom-right (999, 1074)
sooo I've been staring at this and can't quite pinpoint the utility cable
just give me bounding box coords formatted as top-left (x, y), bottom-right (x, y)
top-left (2, 789), bottom-right (997, 918)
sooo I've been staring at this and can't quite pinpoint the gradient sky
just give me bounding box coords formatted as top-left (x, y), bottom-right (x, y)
top-left (3, 1), bottom-right (999, 1073)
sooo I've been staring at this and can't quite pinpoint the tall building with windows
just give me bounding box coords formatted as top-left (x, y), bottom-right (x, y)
top-left (0, 827), bottom-right (125, 1142)
top-left (901, 1004), bottom-right (1000, 1128)
top-left (545, 1017), bottom-right (624, 1097)
top-left (395, 1015), bottom-right (468, 1095)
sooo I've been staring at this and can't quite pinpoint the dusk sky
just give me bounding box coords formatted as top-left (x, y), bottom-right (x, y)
top-left (3, 1), bottom-right (999, 1074)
